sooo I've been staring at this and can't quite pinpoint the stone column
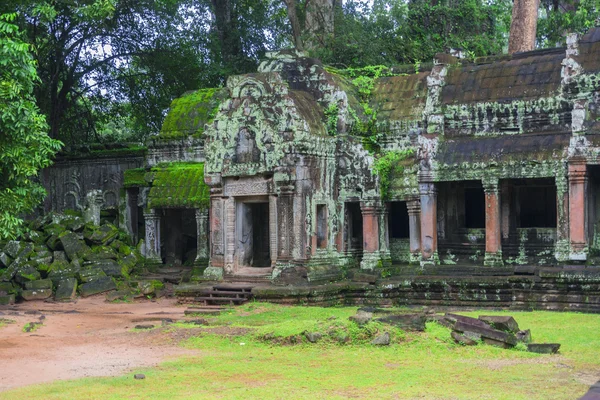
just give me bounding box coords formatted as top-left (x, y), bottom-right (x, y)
top-left (195, 209), bottom-right (209, 266)
top-left (277, 187), bottom-right (294, 261)
top-left (407, 199), bottom-right (421, 263)
top-left (360, 201), bottom-right (381, 270)
top-left (555, 173), bottom-right (570, 261)
top-left (125, 189), bottom-right (139, 243)
top-left (500, 181), bottom-right (511, 240)
top-left (483, 179), bottom-right (503, 267)
top-left (143, 209), bottom-right (161, 264)
top-left (419, 182), bottom-right (438, 265)
top-left (568, 160), bottom-right (588, 260)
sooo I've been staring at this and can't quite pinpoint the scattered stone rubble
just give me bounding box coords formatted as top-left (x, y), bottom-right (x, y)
top-left (433, 313), bottom-right (560, 353)
top-left (0, 213), bottom-right (152, 304)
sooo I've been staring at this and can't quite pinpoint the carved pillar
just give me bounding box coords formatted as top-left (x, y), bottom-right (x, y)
top-left (379, 204), bottom-right (391, 265)
top-left (143, 209), bottom-right (161, 264)
top-left (419, 182), bottom-right (438, 265)
top-left (195, 209), bottom-right (209, 265)
top-left (555, 172), bottom-right (570, 262)
top-left (407, 199), bottom-right (421, 263)
top-left (568, 160), bottom-right (588, 260)
top-left (500, 181), bottom-right (511, 240)
top-left (277, 187), bottom-right (294, 261)
top-left (224, 197), bottom-right (236, 273)
top-left (269, 195), bottom-right (278, 266)
top-left (483, 179), bottom-right (503, 267)
top-left (360, 201), bottom-right (381, 270)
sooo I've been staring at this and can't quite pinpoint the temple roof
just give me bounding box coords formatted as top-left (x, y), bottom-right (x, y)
top-left (147, 163), bottom-right (209, 209)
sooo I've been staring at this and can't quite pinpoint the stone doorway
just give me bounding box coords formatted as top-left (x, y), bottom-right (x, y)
top-left (236, 200), bottom-right (271, 268)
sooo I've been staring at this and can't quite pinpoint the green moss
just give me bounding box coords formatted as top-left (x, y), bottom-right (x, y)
top-left (158, 88), bottom-right (226, 141)
top-left (147, 162), bottom-right (210, 209)
top-left (123, 168), bottom-right (148, 188)
top-left (373, 149), bottom-right (415, 200)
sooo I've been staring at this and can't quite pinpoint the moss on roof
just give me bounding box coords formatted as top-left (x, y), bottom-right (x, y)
top-left (158, 88), bottom-right (227, 141)
top-left (147, 163), bottom-right (209, 209)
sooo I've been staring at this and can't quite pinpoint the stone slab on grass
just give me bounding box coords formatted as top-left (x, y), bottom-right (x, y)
top-left (527, 343), bottom-right (560, 354)
top-left (377, 314), bottom-right (426, 331)
top-left (454, 320), bottom-right (517, 346)
top-left (478, 316), bottom-right (520, 333)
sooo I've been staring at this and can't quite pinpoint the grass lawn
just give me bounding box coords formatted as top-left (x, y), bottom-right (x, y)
top-left (2, 303), bottom-right (599, 399)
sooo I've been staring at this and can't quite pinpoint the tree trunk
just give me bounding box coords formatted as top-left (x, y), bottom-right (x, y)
top-left (210, 0), bottom-right (243, 65)
top-left (304, 0), bottom-right (335, 50)
top-left (508, 0), bottom-right (540, 54)
top-left (283, 0), bottom-right (304, 51)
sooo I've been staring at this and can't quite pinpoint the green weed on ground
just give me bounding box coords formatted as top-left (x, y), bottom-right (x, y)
top-left (2, 304), bottom-right (599, 400)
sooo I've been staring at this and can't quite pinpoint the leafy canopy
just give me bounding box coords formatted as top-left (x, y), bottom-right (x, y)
top-left (0, 13), bottom-right (62, 239)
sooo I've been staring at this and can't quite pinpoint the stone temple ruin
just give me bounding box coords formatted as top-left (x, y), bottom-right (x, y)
top-left (39, 28), bottom-right (600, 310)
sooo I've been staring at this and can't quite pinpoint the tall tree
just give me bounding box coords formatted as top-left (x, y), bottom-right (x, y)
top-left (283, 0), bottom-right (336, 51)
top-left (508, 0), bottom-right (540, 53)
top-left (0, 13), bottom-right (62, 239)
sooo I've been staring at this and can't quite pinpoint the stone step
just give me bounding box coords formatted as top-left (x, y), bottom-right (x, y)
top-left (199, 289), bottom-right (253, 298)
top-left (194, 296), bottom-right (249, 305)
top-left (213, 284), bottom-right (254, 292)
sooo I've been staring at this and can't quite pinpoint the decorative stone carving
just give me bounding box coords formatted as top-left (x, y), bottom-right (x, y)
top-left (143, 209), bottom-right (161, 264)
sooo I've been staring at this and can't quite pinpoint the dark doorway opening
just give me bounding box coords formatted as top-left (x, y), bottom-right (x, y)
top-left (465, 187), bottom-right (485, 228)
top-left (389, 201), bottom-right (409, 238)
top-left (238, 202), bottom-right (271, 268)
top-left (316, 204), bottom-right (327, 249)
top-left (518, 182), bottom-right (557, 228)
top-left (345, 202), bottom-right (363, 252)
top-left (160, 209), bottom-right (197, 266)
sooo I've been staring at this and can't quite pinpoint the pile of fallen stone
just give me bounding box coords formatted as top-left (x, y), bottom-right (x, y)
top-left (435, 313), bottom-right (560, 354)
top-left (0, 213), bottom-right (143, 304)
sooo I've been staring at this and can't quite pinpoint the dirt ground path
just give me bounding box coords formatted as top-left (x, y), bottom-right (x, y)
top-left (0, 297), bottom-right (197, 391)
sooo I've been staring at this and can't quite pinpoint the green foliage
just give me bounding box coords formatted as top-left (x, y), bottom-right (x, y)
top-left (312, 0), bottom-right (511, 68)
top-left (0, 13), bottom-right (62, 240)
top-left (537, 0), bottom-right (600, 48)
top-left (324, 103), bottom-right (339, 136)
top-left (147, 162), bottom-right (210, 209)
top-left (373, 149), bottom-right (415, 200)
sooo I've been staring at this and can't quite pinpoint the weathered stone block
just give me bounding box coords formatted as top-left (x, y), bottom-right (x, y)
top-left (527, 343), bottom-right (560, 354)
top-left (0, 294), bottom-right (15, 305)
top-left (46, 235), bottom-right (62, 251)
top-left (84, 224), bottom-right (119, 246)
top-left (59, 232), bottom-right (91, 261)
top-left (137, 280), bottom-right (155, 295)
top-left (48, 260), bottom-right (81, 283)
top-left (53, 251), bottom-right (67, 263)
top-left (55, 278), bottom-right (77, 301)
top-left (24, 279), bottom-right (53, 290)
top-left (478, 316), bottom-right (520, 333)
top-left (106, 290), bottom-right (131, 301)
top-left (78, 268), bottom-right (107, 283)
top-left (83, 248), bottom-right (118, 261)
top-left (85, 259), bottom-right (122, 277)
top-left (0, 252), bottom-right (12, 268)
top-left (451, 331), bottom-right (478, 346)
top-left (17, 243), bottom-right (34, 259)
top-left (377, 314), bottom-right (426, 331)
top-left (349, 310), bottom-right (373, 326)
top-left (304, 331), bottom-right (322, 343)
top-left (79, 276), bottom-right (116, 297)
top-left (516, 329), bottom-right (532, 343)
top-left (3, 241), bottom-right (22, 258)
top-left (445, 313), bottom-right (492, 329)
top-left (14, 265), bottom-right (41, 284)
top-left (21, 289), bottom-right (53, 301)
top-left (454, 321), bottom-right (517, 346)
top-left (371, 332), bottom-right (390, 345)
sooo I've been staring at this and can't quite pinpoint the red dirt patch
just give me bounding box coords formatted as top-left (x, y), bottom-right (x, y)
top-left (0, 297), bottom-right (199, 391)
